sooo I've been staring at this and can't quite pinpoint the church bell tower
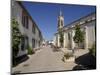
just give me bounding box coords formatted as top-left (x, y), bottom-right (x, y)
top-left (58, 10), bottom-right (64, 31)
top-left (57, 10), bottom-right (64, 47)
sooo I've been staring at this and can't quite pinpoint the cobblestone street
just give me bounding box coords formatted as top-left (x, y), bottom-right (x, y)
top-left (12, 46), bottom-right (89, 74)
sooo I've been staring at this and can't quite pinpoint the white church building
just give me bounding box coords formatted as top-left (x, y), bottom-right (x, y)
top-left (54, 11), bottom-right (96, 50)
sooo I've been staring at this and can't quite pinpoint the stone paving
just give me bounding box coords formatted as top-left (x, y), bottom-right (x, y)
top-left (12, 46), bottom-right (89, 74)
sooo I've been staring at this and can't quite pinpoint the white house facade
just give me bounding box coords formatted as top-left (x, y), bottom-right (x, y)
top-left (11, 1), bottom-right (43, 57)
top-left (54, 11), bottom-right (96, 50)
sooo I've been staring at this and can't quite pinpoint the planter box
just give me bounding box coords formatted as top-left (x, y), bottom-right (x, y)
top-left (64, 56), bottom-right (75, 62)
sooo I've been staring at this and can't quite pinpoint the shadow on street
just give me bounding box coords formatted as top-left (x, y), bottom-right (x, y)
top-left (13, 55), bottom-right (29, 67)
top-left (73, 52), bottom-right (96, 70)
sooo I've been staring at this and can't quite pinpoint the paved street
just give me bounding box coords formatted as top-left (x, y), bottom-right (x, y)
top-left (12, 46), bottom-right (89, 74)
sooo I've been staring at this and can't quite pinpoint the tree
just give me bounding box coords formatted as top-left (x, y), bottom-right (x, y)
top-left (59, 29), bottom-right (64, 47)
top-left (73, 25), bottom-right (84, 48)
top-left (12, 19), bottom-right (22, 65)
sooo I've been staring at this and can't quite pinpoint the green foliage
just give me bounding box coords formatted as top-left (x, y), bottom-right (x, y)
top-left (12, 18), bottom-right (22, 66)
top-left (59, 29), bottom-right (64, 47)
top-left (64, 53), bottom-right (73, 59)
top-left (62, 53), bottom-right (73, 62)
top-left (89, 43), bottom-right (96, 56)
top-left (12, 19), bottom-right (22, 56)
top-left (27, 45), bottom-right (35, 55)
top-left (73, 25), bottom-right (84, 47)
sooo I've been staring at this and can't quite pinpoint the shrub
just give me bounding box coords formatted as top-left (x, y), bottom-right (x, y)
top-left (64, 53), bottom-right (73, 59)
top-left (27, 45), bottom-right (35, 55)
top-left (89, 43), bottom-right (96, 56)
top-left (62, 53), bottom-right (73, 62)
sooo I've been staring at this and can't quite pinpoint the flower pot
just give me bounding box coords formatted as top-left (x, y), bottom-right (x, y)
top-left (64, 56), bottom-right (75, 62)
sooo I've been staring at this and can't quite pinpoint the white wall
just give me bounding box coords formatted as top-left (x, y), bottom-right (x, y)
top-left (12, 1), bottom-right (43, 57)
top-left (87, 21), bottom-right (96, 48)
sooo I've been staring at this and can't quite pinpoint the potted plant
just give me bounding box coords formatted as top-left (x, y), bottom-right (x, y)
top-left (62, 53), bottom-right (75, 62)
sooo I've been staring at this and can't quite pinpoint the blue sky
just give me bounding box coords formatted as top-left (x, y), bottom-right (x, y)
top-left (22, 1), bottom-right (96, 40)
